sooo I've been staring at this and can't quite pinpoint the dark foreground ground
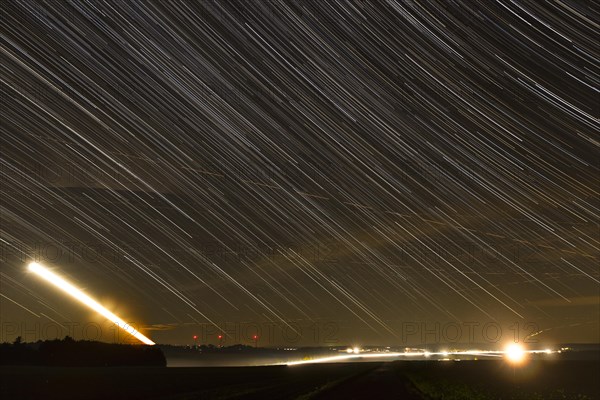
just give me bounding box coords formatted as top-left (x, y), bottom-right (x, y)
top-left (1, 360), bottom-right (598, 399)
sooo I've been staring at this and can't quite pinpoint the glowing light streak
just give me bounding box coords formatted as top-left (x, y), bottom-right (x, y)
top-left (27, 262), bottom-right (155, 345)
top-left (286, 348), bottom-right (554, 366)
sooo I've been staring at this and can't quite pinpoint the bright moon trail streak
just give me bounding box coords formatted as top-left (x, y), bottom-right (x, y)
top-left (27, 262), bottom-right (155, 345)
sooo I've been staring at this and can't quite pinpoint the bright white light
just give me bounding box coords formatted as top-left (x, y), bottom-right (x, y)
top-left (346, 348), bottom-right (353, 354)
top-left (353, 347), bottom-right (360, 354)
top-left (505, 344), bottom-right (525, 363)
top-left (28, 262), bottom-right (155, 345)
top-left (285, 347), bottom-right (554, 366)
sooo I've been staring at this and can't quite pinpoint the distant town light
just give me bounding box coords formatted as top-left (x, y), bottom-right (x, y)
top-left (505, 344), bottom-right (525, 364)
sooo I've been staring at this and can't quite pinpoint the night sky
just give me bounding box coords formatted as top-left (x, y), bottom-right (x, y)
top-left (1, 0), bottom-right (598, 347)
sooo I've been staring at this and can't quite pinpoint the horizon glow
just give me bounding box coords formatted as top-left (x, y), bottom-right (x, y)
top-left (505, 343), bottom-right (526, 364)
top-left (286, 347), bottom-right (554, 366)
top-left (27, 262), bottom-right (155, 345)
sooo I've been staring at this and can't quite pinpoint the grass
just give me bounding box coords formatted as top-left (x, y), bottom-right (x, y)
top-left (1, 359), bottom-right (598, 399)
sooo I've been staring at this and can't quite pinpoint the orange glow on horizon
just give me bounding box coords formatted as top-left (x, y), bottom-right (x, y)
top-left (505, 344), bottom-right (526, 364)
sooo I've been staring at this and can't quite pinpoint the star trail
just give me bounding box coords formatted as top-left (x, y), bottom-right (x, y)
top-left (1, 0), bottom-right (598, 346)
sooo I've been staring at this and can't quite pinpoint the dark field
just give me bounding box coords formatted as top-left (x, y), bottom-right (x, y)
top-left (1, 360), bottom-right (598, 399)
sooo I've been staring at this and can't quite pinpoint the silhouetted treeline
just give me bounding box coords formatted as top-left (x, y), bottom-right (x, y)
top-left (197, 344), bottom-right (258, 353)
top-left (159, 343), bottom-right (265, 354)
top-left (0, 336), bottom-right (166, 367)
